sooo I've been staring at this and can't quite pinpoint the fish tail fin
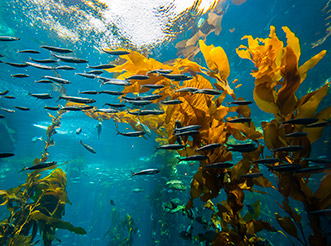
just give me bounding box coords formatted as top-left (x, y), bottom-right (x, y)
top-left (154, 147), bottom-right (159, 153)
top-left (116, 130), bottom-right (120, 135)
top-left (79, 140), bottom-right (83, 145)
top-left (56, 96), bottom-right (62, 102)
top-left (177, 157), bottom-right (181, 163)
top-left (29, 57), bottom-right (33, 61)
top-left (130, 170), bottom-right (135, 178)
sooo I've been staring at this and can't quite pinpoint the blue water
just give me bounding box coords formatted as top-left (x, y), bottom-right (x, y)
top-left (0, 0), bottom-right (330, 245)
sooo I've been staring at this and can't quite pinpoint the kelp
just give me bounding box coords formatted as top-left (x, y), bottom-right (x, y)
top-left (104, 207), bottom-right (138, 246)
top-left (0, 111), bottom-right (86, 245)
top-left (237, 26), bottom-right (330, 246)
top-left (73, 28), bottom-right (323, 245)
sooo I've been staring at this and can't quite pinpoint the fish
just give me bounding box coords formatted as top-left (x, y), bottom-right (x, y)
top-left (3, 96), bottom-right (15, 99)
top-left (99, 90), bottom-right (125, 96)
top-left (193, 89), bottom-right (222, 95)
top-left (25, 61), bottom-right (54, 70)
top-left (163, 74), bottom-right (193, 81)
top-left (35, 79), bottom-right (53, 84)
top-left (240, 173), bottom-right (263, 178)
top-left (302, 158), bottom-right (331, 164)
top-left (282, 117), bottom-right (319, 125)
top-left (174, 130), bottom-right (200, 137)
top-left (178, 155), bottom-right (208, 163)
top-left (226, 117), bottom-right (252, 123)
top-left (0, 90), bottom-right (9, 95)
top-left (125, 100), bottom-right (152, 106)
top-left (104, 103), bottom-right (126, 108)
top-left (21, 161), bottom-right (57, 172)
top-left (204, 162), bottom-right (234, 168)
top-left (272, 145), bottom-right (304, 152)
top-left (116, 130), bottom-right (146, 137)
top-left (76, 127), bottom-right (82, 134)
top-left (0, 36), bottom-right (20, 41)
top-left (102, 49), bottom-right (130, 55)
top-left (253, 158), bottom-right (281, 164)
top-left (18, 49), bottom-right (40, 54)
top-left (174, 125), bottom-right (202, 133)
top-left (137, 94), bottom-right (162, 101)
top-left (60, 106), bottom-right (87, 111)
top-left (0, 114), bottom-right (5, 118)
top-left (110, 200), bottom-right (115, 206)
top-left (305, 121), bottom-right (331, 128)
top-left (132, 188), bottom-right (145, 193)
top-left (128, 109), bottom-right (165, 115)
top-left (14, 106), bottom-right (30, 111)
top-left (227, 100), bottom-right (253, 106)
top-left (155, 144), bottom-right (185, 152)
top-left (131, 168), bottom-right (160, 177)
top-left (51, 52), bottom-right (88, 63)
top-left (79, 140), bottom-right (96, 154)
top-left (55, 65), bottom-right (76, 70)
top-left (101, 79), bottom-right (132, 86)
top-left (269, 164), bottom-right (301, 172)
top-left (87, 70), bottom-right (104, 75)
top-left (195, 143), bottom-right (222, 152)
top-left (284, 132), bottom-right (308, 138)
top-left (29, 93), bottom-right (53, 99)
top-left (44, 106), bottom-right (60, 110)
top-left (75, 73), bottom-right (97, 79)
top-left (227, 143), bottom-right (257, 152)
top-left (43, 76), bottom-right (71, 84)
top-left (0, 153), bottom-right (15, 158)
top-left (97, 122), bottom-right (102, 139)
top-left (126, 75), bottom-right (150, 80)
top-left (1, 107), bottom-right (15, 113)
top-left (57, 95), bottom-right (96, 104)
top-left (161, 99), bottom-right (183, 105)
top-left (78, 90), bottom-right (99, 95)
top-left (141, 84), bottom-right (165, 89)
top-left (5, 62), bottom-right (29, 67)
top-left (94, 108), bottom-right (118, 113)
top-left (148, 69), bottom-right (173, 74)
top-left (136, 118), bottom-right (152, 137)
top-left (11, 74), bottom-right (29, 78)
top-left (40, 45), bottom-right (72, 53)
top-left (175, 87), bottom-right (198, 93)
top-left (87, 64), bottom-right (116, 69)
top-left (30, 58), bottom-right (58, 63)
top-left (294, 166), bottom-right (326, 173)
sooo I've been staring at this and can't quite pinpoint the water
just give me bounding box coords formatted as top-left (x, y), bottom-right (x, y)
top-left (0, 0), bottom-right (330, 245)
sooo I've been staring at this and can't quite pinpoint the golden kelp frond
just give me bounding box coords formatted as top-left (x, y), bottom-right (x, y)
top-left (199, 39), bottom-right (234, 97)
top-left (236, 26), bottom-right (284, 81)
top-left (105, 51), bottom-right (169, 75)
top-left (237, 26), bottom-right (327, 118)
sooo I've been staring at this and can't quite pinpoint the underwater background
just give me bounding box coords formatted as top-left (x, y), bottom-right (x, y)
top-left (0, 0), bottom-right (330, 245)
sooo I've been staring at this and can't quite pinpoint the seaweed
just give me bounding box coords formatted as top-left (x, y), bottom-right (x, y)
top-left (0, 111), bottom-right (86, 245)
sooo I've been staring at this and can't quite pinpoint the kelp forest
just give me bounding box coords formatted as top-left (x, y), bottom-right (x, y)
top-left (0, 3), bottom-right (330, 245)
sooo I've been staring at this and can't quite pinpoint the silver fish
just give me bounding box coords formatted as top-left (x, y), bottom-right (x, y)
top-left (40, 45), bottom-right (72, 53)
top-left (131, 168), bottom-right (160, 177)
top-left (57, 95), bottom-right (96, 104)
top-left (79, 140), bottom-right (96, 154)
top-left (52, 52), bottom-right (88, 63)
